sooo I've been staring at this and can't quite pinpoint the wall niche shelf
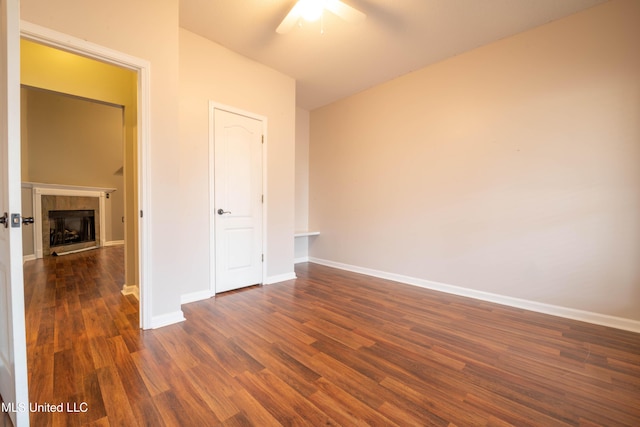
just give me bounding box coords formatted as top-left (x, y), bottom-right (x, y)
top-left (294, 231), bottom-right (320, 238)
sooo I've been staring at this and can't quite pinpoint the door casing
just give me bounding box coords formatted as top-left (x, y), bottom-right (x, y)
top-left (20, 21), bottom-right (152, 329)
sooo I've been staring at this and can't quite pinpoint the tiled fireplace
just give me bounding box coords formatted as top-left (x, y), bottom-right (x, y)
top-left (41, 195), bottom-right (100, 255)
top-left (27, 183), bottom-right (114, 258)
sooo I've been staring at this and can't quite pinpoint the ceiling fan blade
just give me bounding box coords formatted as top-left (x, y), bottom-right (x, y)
top-left (324, 0), bottom-right (366, 23)
top-left (276, 2), bottom-right (303, 34)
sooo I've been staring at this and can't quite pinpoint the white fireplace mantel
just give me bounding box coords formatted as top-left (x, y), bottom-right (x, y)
top-left (25, 182), bottom-right (116, 258)
top-left (23, 181), bottom-right (116, 194)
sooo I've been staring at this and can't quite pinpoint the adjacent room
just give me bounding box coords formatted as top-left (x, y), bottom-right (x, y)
top-left (1, 0), bottom-right (638, 426)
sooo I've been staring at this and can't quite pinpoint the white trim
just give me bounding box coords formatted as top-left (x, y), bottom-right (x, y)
top-left (21, 20), bottom-right (152, 330)
top-left (151, 311), bottom-right (186, 329)
top-left (294, 256), bottom-right (309, 264)
top-left (32, 187), bottom-right (107, 198)
top-left (181, 290), bottom-right (214, 305)
top-left (22, 181), bottom-right (116, 193)
top-left (208, 101), bottom-right (268, 296)
top-left (208, 104), bottom-right (216, 296)
top-left (20, 22), bottom-right (150, 73)
top-left (22, 254), bottom-right (36, 264)
top-left (137, 48), bottom-right (152, 332)
top-left (308, 257), bottom-right (640, 334)
top-left (121, 284), bottom-right (139, 300)
top-left (104, 240), bottom-right (125, 247)
top-left (264, 272), bottom-right (297, 285)
top-left (262, 121), bottom-right (268, 294)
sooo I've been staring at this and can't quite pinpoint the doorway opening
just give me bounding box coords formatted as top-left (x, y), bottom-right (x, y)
top-left (20, 22), bottom-right (151, 328)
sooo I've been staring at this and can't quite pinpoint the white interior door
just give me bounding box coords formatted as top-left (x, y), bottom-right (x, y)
top-left (213, 108), bottom-right (263, 293)
top-left (0, 0), bottom-right (30, 425)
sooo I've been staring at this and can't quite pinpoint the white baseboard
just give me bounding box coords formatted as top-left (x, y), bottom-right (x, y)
top-left (121, 284), bottom-right (139, 300)
top-left (308, 257), bottom-right (640, 333)
top-left (294, 256), bottom-right (309, 264)
top-left (181, 289), bottom-right (214, 305)
top-left (264, 272), bottom-right (297, 285)
top-left (104, 240), bottom-right (125, 247)
top-left (150, 310), bottom-right (186, 329)
top-left (23, 254), bottom-right (36, 264)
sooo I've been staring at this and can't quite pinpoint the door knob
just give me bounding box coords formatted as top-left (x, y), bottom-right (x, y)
top-left (22, 216), bottom-right (34, 226)
top-left (217, 209), bottom-right (231, 215)
top-left (0, 212), bottom-right (7, 228)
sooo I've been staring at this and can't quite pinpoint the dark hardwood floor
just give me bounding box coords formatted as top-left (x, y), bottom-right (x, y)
top-left (21, 246), bottom-right (640, 426)
top-left (1, 394), bottom-right (13, 427)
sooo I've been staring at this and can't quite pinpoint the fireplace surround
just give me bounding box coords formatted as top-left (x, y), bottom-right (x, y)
top-left (26, 183), bottom-right (115, 258)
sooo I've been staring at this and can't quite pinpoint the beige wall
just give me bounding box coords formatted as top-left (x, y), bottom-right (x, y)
top-left (21, 0), bottom-right (182, 320)
top-left (21, 186), bottom-right (34, 256)
top-left (309, 0), bottom-right (640, 321)
top-left (295, 107), bottom-right (311, 261)
top-left (20, 89), bottom-right (34, 256)
top-left (179, 28), bottom-right (296, 295)
top-left (22, 88), bottom-right (125, 241)
top-left (295, 108), bottom-right (311, 232)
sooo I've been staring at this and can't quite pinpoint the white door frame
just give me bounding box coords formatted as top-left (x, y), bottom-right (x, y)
top-left (20, 22), bottom-right (152, 329)
top-left (208, 101), bottom-right (267, 295)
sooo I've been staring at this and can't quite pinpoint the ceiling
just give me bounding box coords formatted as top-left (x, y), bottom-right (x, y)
top-left (179, 0), bottom-right (607, 110)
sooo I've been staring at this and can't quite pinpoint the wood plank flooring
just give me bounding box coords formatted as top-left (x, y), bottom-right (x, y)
top-left (0, 394), bottom-right (13, 427)
top-left (19, 246), bottom-right (640, 426)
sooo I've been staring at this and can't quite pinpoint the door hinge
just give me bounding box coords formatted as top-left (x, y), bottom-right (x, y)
top-left (261, 135), bottom-right (264, 144)
top-left (140, 210), bottom-right (144, 218)
top-left (261, 194), bottom-right (264, 203)
top-left (261, 254), bottom-right (264, 262)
